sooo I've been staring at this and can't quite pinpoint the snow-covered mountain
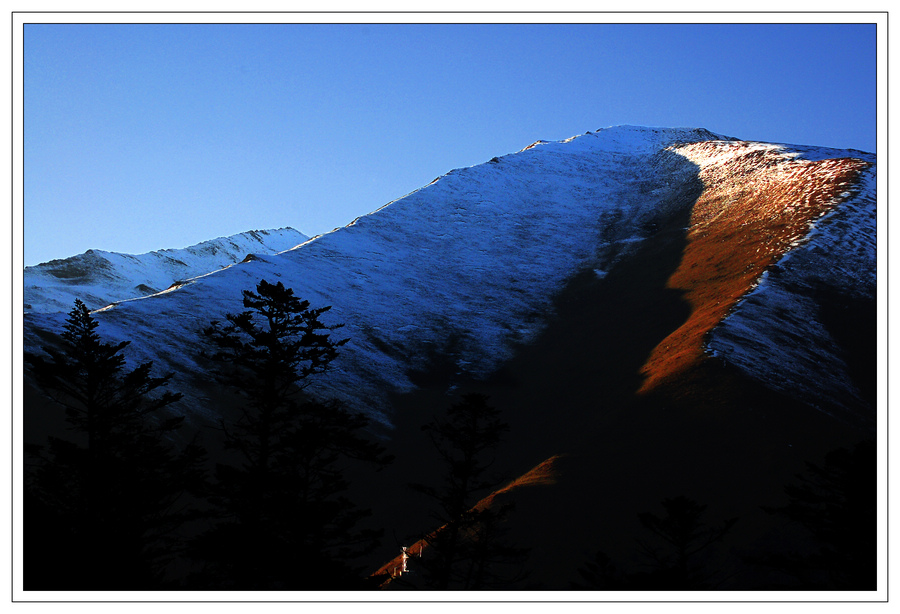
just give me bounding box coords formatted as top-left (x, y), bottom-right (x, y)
top-left (22, 125), bottom-right (877, 590)
top-left (23, 126), bottom-right (876, 430)
top-left (24, 227), bottom-right (308, 314)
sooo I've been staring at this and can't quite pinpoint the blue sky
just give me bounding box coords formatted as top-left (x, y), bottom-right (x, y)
top-left (23, 22), bottom-right (877, 266)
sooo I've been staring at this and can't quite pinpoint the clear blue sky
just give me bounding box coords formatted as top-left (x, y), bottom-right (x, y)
top-left (23, 22), bottom-right (877, 266)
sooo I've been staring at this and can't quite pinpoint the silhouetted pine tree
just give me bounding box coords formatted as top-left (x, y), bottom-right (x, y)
top-left (754, 440), bottom-right (876, 589)
top-left (410, 393), bottom-right (527, 589)
top-left (632, 496), bottom-right (739, 589)
top-left (191, 280), bottom-right (391, 589)
top-left (574, 496), bottom-right (739, 590)
top-left (24, 299), bottom-right (205, 589)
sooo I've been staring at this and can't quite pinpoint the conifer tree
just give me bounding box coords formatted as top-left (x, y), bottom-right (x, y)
top-left (24, 299), bottom-right (203, 589)
top-left (757, 440), bottom-right (876, 589)
top-left (410, 393), bottom-right (526, 589)
top-left (573, 496), bottom-right (739, 590)
top-left (193, 280), bottom-right (391, 589)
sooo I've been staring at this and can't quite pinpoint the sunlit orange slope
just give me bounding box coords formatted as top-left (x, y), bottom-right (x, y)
top-left (372, 455), bottom-right (561, 585)
top-left (638, 141), bottom-right (869, 393)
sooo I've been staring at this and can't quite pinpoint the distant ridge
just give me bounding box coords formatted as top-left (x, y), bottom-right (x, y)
top-left (24, 227), bottom-right (308, 314)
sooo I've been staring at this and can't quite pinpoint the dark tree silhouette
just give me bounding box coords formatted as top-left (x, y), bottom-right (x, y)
top-left (632, 496), bottom-right (739, 589)
top-left (754, 440), bottom-right (876, 589)
top-left (191, 280), bottom-right (391, 589)
top-left (409, 393), bottom-right (526, 589)
top-left (574, 496), bottom-right (738, 590)
top-left (24, 299), bottom-right (204, 589)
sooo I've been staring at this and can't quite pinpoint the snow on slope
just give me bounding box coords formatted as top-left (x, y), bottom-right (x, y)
top-left (22, 126), bottom-right (875, 427)
top-left (24, 127), bottom-right (724, 424)
top-left (24, 228), bottom-right (308, 314)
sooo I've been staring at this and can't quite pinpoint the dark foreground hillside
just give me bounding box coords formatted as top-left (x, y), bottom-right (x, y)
top-left (362, 148), bottom-right (876, 591)
top-left (364, 219), bottom-right (874, 590)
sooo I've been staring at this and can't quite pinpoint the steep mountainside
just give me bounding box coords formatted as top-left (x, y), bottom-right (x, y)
top-left (24, 227), bottom-right (308, 314)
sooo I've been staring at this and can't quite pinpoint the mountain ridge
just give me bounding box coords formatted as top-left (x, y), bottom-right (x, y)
top-left (23, 126), bottom-right (875, 430)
